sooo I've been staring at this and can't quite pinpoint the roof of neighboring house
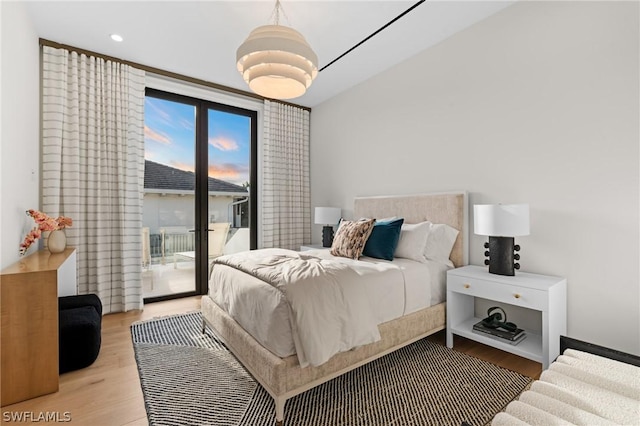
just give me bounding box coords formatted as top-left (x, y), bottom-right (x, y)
top-left (144, 160), bottom-right (248, 194)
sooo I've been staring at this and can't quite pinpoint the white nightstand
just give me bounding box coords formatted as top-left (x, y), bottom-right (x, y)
top-left (299, 244), bottom-right (328, 251)
top-left (446, 265), bottom-right (566, 369)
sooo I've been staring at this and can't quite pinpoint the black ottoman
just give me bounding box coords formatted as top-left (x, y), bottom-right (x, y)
top-left (59, 294), bottom-right (102, 374)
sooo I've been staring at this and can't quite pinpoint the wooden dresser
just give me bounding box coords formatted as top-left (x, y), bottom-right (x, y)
top-left (0, 248), bottom-right (77, 406)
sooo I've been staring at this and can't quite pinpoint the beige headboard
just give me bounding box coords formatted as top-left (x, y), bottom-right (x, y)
top-left (353, 192), bottom-right (468, 267)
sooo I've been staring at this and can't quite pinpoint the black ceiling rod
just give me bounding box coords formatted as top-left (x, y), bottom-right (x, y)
top-left (319, 0), bottom-right (426, 73)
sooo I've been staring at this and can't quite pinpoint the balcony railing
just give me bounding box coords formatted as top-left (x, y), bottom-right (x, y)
top-left (149, 230), bottom-right (194, 264)
top-left (142, 226), bottom-right (248, 268)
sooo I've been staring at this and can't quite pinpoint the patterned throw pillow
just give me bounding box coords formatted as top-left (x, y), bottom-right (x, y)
top-left (330, 219), bottom-right (376, 260)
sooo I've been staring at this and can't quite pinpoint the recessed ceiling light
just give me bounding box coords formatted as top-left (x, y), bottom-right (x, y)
top-left (110, 34), bottom-right (124, 42)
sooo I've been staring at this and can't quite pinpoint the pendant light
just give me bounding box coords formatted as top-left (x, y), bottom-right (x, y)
top-left (236, 0), bottom-right (318, 100)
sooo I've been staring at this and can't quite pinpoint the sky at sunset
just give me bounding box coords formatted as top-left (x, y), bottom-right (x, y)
top-left (144, 96), bottom-right (250, 186)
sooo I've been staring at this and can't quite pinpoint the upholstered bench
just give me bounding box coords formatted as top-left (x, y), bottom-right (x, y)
top-left (58, 294), bottom-right (102, 373)
top-left (491, 336), bottom-right (640, 425)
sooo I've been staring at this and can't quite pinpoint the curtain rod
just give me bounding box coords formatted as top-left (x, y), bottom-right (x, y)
top-left (39, 38), bottom-right (312, 112)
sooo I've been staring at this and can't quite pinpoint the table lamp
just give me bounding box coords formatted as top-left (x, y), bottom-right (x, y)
top-left (474, 204), bottom-right (530, 276)
top-left (314, 207), bottom-right (341, 247)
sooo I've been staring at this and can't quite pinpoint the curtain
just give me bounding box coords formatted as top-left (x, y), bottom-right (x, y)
top-left (261, 101), bottom-right (311, 250)
top-left (41, 45), bottom-right (145, 313)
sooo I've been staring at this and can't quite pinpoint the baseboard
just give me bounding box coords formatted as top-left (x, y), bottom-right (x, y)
top-left (560, 335), bottom-right (640, 367)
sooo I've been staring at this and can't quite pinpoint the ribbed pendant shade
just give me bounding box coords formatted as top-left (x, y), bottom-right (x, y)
top-left (236, 24), bottom-right (318, 100)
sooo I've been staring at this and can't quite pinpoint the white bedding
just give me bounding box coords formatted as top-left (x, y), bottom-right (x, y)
top-left (208, 248), bottom-right (450, 366)
top-left (307, 250), bottom-right (450, 313)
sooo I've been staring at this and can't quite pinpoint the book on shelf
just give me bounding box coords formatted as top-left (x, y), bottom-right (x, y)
top-left (472, 328), bottom-right (527, 346)
top-left (472, 320), bottom-right (526, 341)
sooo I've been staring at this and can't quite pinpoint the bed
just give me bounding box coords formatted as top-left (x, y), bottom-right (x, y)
top-left (201, 192), bottom-right (469, 425)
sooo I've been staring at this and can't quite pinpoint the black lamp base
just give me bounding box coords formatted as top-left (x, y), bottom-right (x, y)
top-left (322, 226), bottom-right (334, 248)
top-left (485, 236), bottom-right (520, 276)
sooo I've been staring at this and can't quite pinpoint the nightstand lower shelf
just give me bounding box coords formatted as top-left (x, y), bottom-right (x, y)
top-left (450, 317), bottom-right (543, 363)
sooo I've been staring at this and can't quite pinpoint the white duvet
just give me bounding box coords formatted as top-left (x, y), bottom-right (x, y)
top-left (212, 248), bottom-right (410, 367)
top-left (209, 248), bottom-right (449, 367)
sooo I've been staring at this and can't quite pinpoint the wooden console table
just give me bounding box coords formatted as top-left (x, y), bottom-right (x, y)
top-left (1, 248), bottom-right (77, 406)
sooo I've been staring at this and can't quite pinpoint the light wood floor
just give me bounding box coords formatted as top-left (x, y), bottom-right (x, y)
top-left (2, 296), bottom-right (541, 425)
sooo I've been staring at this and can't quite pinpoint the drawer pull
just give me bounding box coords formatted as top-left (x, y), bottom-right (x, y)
top-left (463, 284), bottom-right (470, 289)
top-left (514, 293), bottom-right (521, 299)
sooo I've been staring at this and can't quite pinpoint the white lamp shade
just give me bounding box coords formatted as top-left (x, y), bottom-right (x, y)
top-left (237, 25), bottom-right (318, 100)
top-left (314, 207), bottom-right (341, 225)
top-left (474, 204), bottom-right (530, 237)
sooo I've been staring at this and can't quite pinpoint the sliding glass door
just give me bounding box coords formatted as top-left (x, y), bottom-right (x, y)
top-left (142, 89), bottom-right (257, 302)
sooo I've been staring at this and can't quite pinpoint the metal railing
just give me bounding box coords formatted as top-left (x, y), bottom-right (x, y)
top-left (149, 230), bottom-right (195, 264)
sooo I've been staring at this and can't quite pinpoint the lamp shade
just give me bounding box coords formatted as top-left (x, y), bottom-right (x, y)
top-left (314, 207), bottom-right (341, 225)
top-left (474, 204), bottom-right (530, 237)
top-left (237, 24), bottom-right (318, 100)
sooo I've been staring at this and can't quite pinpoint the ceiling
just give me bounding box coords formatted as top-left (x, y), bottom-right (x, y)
top-left (26, 1), bottom-right (515, 108)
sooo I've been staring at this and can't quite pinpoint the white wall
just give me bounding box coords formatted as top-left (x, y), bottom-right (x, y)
top-left (311, 1), bottom-right (639, 355)
top-left (0, 2), bottom-right (40, 268)
top-left (142, 193), bottom-right (235, 234)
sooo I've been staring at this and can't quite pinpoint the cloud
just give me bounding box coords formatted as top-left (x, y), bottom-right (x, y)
top-left (179, 118), bottom-right (193, 131)
top-left (145, 125), bottom-right (172, 145)
top-left (170, 161), bottom-right (195, 173)
top-left (146, 98), bottom-right (172, 123)
top-left (158, 160), bottom-right (248, 185)
top-left (209, 136), bottom-right (239, 152)
top-left (208, 163), bottom-right (249, 183)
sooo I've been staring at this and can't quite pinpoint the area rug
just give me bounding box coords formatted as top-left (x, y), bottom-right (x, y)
top-left (132, 312), bottom-right (531, 426)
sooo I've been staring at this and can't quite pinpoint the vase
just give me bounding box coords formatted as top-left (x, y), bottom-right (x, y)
top-left (48, 230), bottom-right (66, 254)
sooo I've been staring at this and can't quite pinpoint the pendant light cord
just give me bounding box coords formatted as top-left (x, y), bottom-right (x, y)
top-left (319, 0), bottom-right (425, 73)
top-left (270, 0), bottom-right (291, 27)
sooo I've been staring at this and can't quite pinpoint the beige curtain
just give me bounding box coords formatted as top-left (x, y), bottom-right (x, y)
top-left (41, 45), bottom-right (145, 313)
top-left (261, 100), bottom-right (311, 250)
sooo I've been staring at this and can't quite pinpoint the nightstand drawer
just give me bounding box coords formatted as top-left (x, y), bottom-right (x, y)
top-left (448, 275), bottom-right (547, 310)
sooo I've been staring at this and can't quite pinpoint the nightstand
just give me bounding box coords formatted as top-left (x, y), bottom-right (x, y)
top-left (446, 265), bottom-right (566, 369)
top-left (299, 244), bottom-right (328, 251)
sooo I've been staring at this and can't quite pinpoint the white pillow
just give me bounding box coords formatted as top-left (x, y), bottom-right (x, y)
top-left (423, 222), bottom-right (459, 266)
top-left (394, 221), bottom-right (430, 262)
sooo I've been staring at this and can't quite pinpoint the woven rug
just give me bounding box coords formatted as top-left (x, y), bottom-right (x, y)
top-left (132, 312), bottom-right (531, 426)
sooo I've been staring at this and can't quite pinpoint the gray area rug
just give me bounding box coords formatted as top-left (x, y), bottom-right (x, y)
top-left (132, 312), bottom-right (531, 426)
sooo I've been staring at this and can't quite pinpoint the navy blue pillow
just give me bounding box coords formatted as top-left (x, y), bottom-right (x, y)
top-left (362, 218), bottom-right (404, 261)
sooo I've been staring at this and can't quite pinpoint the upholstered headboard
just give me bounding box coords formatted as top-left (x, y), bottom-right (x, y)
top-left (353, 192), bottom-right (468, 267)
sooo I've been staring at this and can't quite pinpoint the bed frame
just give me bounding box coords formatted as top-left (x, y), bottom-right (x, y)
top-left (201, 192), bottom-right (468, 425)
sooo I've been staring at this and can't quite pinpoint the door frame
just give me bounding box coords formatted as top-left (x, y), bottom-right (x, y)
top-left (144, 88), bottom-right (258, 303)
